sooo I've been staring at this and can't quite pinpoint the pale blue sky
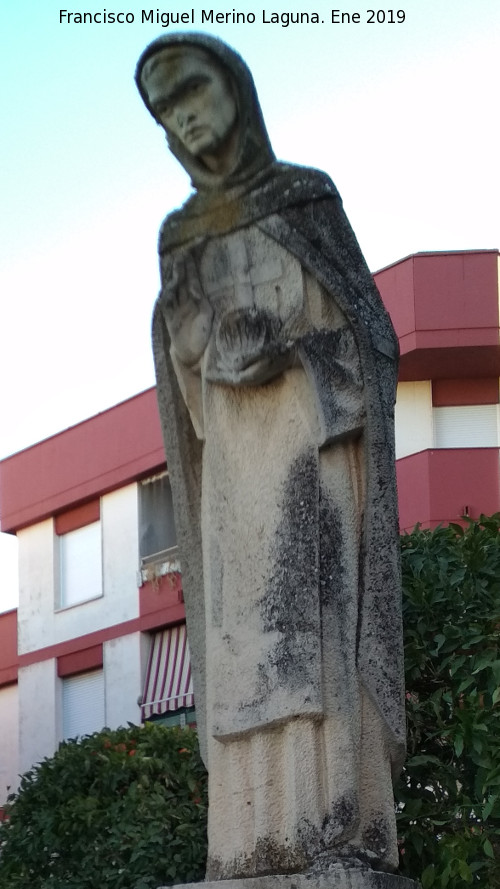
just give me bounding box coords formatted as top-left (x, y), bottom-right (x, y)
top-left (0, 0), bottom-right (499, 606)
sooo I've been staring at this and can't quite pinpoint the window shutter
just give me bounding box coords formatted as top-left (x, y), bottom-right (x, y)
top-left (62, 669), bottom-right (105, 740)
top-left (433, 405), bottom-right (499, 449)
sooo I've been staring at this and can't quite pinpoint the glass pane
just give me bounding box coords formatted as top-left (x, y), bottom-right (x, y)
top-left (60, 521), bottom-right (102, 607)
top-left (139, 475), bottom-right (177, 560)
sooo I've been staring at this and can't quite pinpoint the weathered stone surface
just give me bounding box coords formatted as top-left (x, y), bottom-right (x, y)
top-left (158, 872), bottom-right (419, 889)
top-left (137, 32), bottom-right (407, 883)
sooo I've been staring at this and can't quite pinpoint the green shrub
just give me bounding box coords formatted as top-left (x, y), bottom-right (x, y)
top-left (0, 723), bottom-right (207, 889)
top-left (396, 516), bottom-right (500, 887)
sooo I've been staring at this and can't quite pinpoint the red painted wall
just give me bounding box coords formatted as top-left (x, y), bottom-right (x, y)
top-left (397, 448), bottom-right (500, 532)
top-left (376, 251), bottom-right (499, 339)
top-left (0, 388), bottom-right (166, 533)
top-left (375, 251), bottom-right (500, 380)
top-left (55, 500), bottom-right (100, 535)
top-left (432, 378), bottom-right (499, 406)
top-left (57, 644), bottom-right (103, 677)
top-left (375, 254), bottom-right (416, 340)
top-left (139, 573), bottom-right (183, 618)
top-left (413, 252), bottom-right (498, 333)
top-left (0, 609), bottom-right (18, 686)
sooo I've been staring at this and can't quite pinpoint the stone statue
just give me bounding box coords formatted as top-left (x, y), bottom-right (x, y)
top-left (136, 33), bottom-right (406, 882)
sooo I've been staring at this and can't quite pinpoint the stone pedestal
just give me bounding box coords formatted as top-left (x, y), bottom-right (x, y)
top-left (159, 870), bottom-right (420, 889)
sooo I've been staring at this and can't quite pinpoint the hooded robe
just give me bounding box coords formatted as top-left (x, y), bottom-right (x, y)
top-left (136, 33), bottom-right (405, 879)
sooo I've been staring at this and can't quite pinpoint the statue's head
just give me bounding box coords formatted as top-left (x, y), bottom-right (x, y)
top-left (135, 33), bottom-right (274, 189)
top-left (139, 45), bottom-right (238, 172)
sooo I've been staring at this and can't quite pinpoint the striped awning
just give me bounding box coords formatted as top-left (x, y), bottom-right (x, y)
top-left (141, 624), bottom-right (194, 720)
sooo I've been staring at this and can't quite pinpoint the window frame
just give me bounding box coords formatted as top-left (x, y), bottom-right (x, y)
top-left (138, 472), bottom-right (178, 570)
top-left (55, 501), bottom-right (103, 611)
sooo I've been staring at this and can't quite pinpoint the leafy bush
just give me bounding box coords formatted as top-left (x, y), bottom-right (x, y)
top-left (396, 516), bottom-right (500, 887)
top-left (0, 723), bottom-right (207, 889)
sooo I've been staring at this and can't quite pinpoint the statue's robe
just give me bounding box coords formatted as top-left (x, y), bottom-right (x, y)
top-left (152, 167), bottom-right (404, 878)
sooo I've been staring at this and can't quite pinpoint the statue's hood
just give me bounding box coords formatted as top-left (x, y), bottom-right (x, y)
top-left (135, 32), bottom-right (275, 192)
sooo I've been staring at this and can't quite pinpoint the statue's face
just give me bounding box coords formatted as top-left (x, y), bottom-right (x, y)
top-left (141, 47), bottom-right (238, 158)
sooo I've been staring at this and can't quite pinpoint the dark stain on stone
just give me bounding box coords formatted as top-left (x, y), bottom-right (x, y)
top-left (206, 793), bottom-right (395, 880)
top-left (299, 329), bottom-right (365, 443)
top-left (322, 792), bottom-right (358, 844)
top-left (294, 791), bottom-right (359, 868)
top-left (207, 791), bottom-right (384, 879)
top-left (318, 490), bottom-right (345, 612)
top-left (259, 450), bottom-right (319, 692)
top-left (206, 836), bottom-right (307, 880)
top-left (362, 815), bottom-right (391, 864)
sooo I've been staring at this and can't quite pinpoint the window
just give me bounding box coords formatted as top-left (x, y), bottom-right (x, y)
top-left (433, 405), bottom-right (499, 449)
top-left (148, 707), bottom-right (196, 728)
top-left (62, 669), bottom-right (105, 740)
top-left (139, 473), bottom-right (177, 565)
top-left (59, 520), bottom-right (102, 608)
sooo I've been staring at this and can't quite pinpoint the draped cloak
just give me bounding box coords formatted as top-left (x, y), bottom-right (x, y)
top-left (136, 32), bottom-right (405, 878)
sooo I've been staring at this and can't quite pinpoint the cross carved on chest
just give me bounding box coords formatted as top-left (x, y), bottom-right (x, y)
top-left (203, 237), bottom-right (282, 307)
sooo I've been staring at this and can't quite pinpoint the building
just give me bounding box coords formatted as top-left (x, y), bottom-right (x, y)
top-left (0, 389), bottom-right (192, 809)
top-left (1, 248), bottom-right (499, 808)
top-left (0, 608), bottom-right (18, 808)
top-left (383, 249), bottom-right (500, 530)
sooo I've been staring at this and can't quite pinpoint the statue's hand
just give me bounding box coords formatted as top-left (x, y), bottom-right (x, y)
top-left (161, 253), bottom-right (213, 367)
top-left (206, 308), bottom-right (294, 385)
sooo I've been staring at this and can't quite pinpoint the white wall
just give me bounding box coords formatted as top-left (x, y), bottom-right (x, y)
top-left (104, 632), bottom-right (146, 729)
top-left (17, 484), bottom-right (140, 655)
top-left (101, 486), bottom-right (141, 625)
top-left (16, 482), bottom-right (144, 776)
top-left (395, 381), bottom-right (433, 459)
top-left (18, 634), bottom-right (148, 774)
top-left (0, 683), bottom-right (19, 804)
top-left (18, 659), bottom-right (59, 776)
top-left (17, 519), bottom-right (56, 655)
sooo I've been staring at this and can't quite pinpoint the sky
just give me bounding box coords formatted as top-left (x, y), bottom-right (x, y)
top-left (0, 0), bottom-right (499, 609)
